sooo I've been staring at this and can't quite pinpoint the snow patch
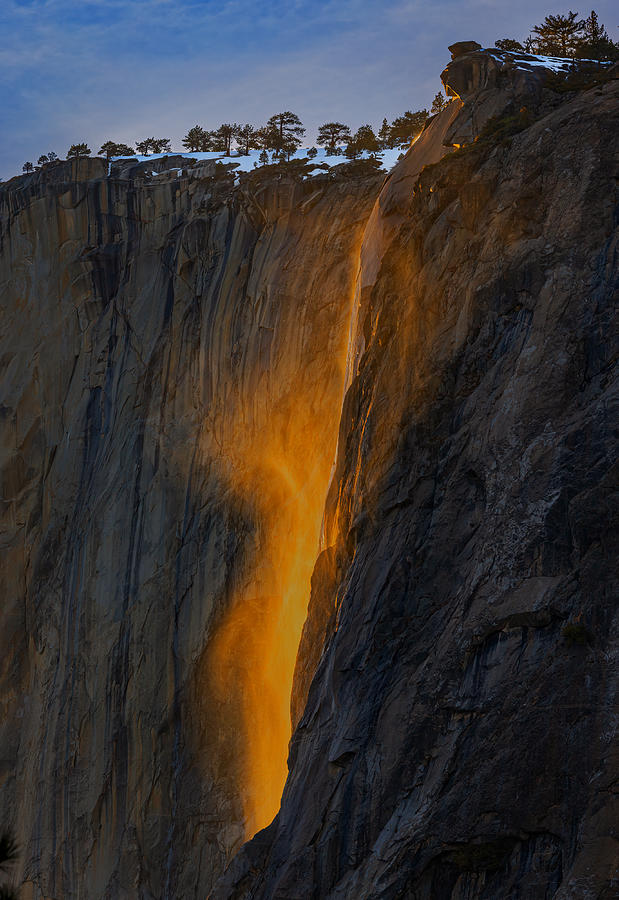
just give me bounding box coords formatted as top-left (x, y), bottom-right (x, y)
top-left (487, 48), bottom-right (610, 74)
top-left (111, 146), bottom-right (406, 175)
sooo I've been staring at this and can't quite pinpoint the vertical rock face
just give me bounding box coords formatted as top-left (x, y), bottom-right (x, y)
top-left (215, 79), bottom-right (618, 899)
top-left (0, 161), bottom-right (382, 897)
top-left (1, 54), bottom-right (617, 900)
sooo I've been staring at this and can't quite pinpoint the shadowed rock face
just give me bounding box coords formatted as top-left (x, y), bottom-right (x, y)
top-left (214, 77), bottom-right (619, 900)
top-left (0, 161), bottom-right (382, 898)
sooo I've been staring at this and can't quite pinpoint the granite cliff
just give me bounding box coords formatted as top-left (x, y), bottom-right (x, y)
top-left (0, 48), bottom-right (617, 899)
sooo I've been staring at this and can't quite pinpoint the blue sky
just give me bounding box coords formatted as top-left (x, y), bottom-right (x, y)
top-left (1, 0), bottom-right (617, 179)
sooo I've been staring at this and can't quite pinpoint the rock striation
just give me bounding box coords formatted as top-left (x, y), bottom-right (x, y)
top-left (1, 48), bottom-right (618, 900)
top-left (0, 153), bottom-right (382, 897)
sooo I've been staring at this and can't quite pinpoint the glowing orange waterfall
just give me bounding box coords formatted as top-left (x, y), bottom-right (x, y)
top-left (206, 393), bottom-right (343, 834)
top-left (205, 240), bottom-right (365, 838)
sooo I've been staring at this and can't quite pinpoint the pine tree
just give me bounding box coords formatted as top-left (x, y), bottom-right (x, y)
top-left (135, 139), bottom-right (153, 155)
top-left (378, 117), bottom-right (392, 149)
top-left (114, 143), bottom-right (134, 157)
top-left (576, 10), bottom-right (619, 59)
top-left (99, 141), bottom-right (135, 159)
top-left (236, 124), bottom-right (261, 155)
top-left (316, 122), bottom-right (351, 155)
top-left (135, 137), bottom-right (170, 155)
top-left (67, 143), bottom-right (91, 158)
top-left (22, 162), bottom-right (34, 173)
top-left (431, 92), bottom-right (448, 115)
top-left (37, 154), bottom-right (49, 166)
top-left (182, 126), bottom-right (209, 151)
top-left (210, 124), bottom-right (237, 155)
top-left (151, 138), bottom-right (171, 154)
top-left (531, 11), bottom-right (584, 57)
top-left (47, 151), bottom-right (58, 162)
top-left (259, 149), bottom-right (269, 166)
top-left (264, 112), bottom-right (305, 157)
top-left (353, 124), bottom-right (380, 155)
top-left (99, 141), bottom-right (116, 159)
top-left (389, 110), bottom-right (428, 147)
top-left (495, 38), bottom-right (525, 52)
top-left (344, 138), bottom-right (361, 160)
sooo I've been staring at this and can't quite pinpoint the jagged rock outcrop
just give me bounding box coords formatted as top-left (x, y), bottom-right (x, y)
top-left (440, 44), bottom-right (611, 147)
top-left (214, 65), bottom-right (619, 900)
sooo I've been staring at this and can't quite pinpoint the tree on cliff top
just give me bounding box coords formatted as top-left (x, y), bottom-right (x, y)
top-left (353, 124), bottom-right (380, 155)
top-left (182, 125), bottom-right (210, 152)
top-left (389, 110), bottom-right (428, 147)
top-left (496, 9), bottom-right (618, 61)
top-left (236, 124), bottom-right (261, 155)
top-left (431, 92), bottom-right (449, 115)
top-left (22, 161), bottom-right (34, 173)
top-left (210, 123), bottom-right (238, 156)
top-left (495, 38), bottom-right (526, 51)
top-left (576, 10), bottom-right (619, 59)
top-left (378, 117), bottom-right (391, 148)
top-left (531, 10), bottom-right (584, 56)
top-left (151, 138), bottom-right (171, 153)
top-left (68, 143), bottom-right (91, 158)
top-left (99, 141), bottom-right (134, 159)
top-left (135, 137), bottom-right (170, 156)
top-left (263, 111), bottom-right (305, 158)
top-left (316, 122), bottom-right (351, 155)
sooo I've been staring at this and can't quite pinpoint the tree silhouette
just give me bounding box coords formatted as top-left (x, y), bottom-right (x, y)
top-left (67, 143), bottom-right (91, 158)
top-left (258, 149), bottom-right (269, 166)
top-left (344, 137), bottom-right (361, 160)
top-left (47, 151), bottom-right (58, 162)
top-left (99, 141), bottom-right (134, 159)
top-left (37, 154), bottom-right (49, 166)
top-left (531, 11), bottom-right (584, 56)
top-left (264, 112), bottom-right (305, 158)
top-left (211, 124), bottom-right (237, 155)
top-left (236, 124), bottom-right (261, 155)
top-left (431, 92), bottom-right (448, 115)
top-left (378, 117), bottom-right (392, 149)
top-left (135, 137), bottom-right (170, 155)
top-left (390, 110), bottom-right (428, 147)
top-left (115, 143), bottom-right (134, 157)
top-left (135, 139), bottom-right (153, 155)
top-left (182, 125), bottom-right (210, 151)
top-left (22, 162), bottom-right (34, 173)
top-left (353, 124), bottom-right (380, 155)
top-left (151, 138), bottom-right (171, 153)
top-left (576, 10), bottom-right (619, 59)
top-left (495, 38), bottom-right (525, 51)
top-left (316, 122), bottom-right (351, 155)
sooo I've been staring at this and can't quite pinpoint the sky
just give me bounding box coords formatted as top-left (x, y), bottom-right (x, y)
top-left (0, 0), bottom-right (617, 179)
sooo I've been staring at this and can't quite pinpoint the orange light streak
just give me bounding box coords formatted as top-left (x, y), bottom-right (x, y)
top-left (205, 372), bottom-right (349, 837)
top-left (200, 213), bottom-right (366, 844)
